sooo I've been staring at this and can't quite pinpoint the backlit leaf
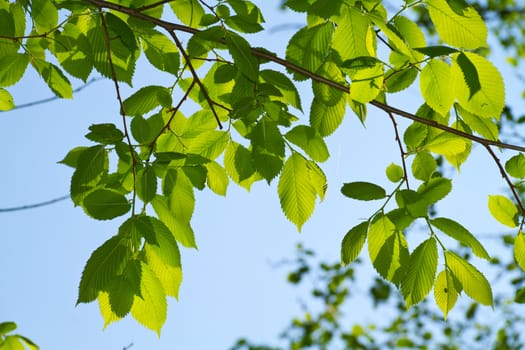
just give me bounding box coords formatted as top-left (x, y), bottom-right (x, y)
top-left (386, 163), bottom-right (404, 183)
top-left (225, 31), bottom-right (258, 81)
top-left (488, 194), bottom-right (518, 228)
top-left (278, 153), bottom-right (318, 230)
top-left (426, 0), bottom-right (487, 49)
top-left (434, 269), bottom-right (459, 319)
top-left (412, 152), bottom-right (436, 181)
top-left (32, 59), bottom-right (73, 98)
top-left (446, 251), bottom-right (493, 306)
top-left (285, 125), bottom-right (329, 162)
top-left (131, 262), bottom-right (167, 336)
top-left (505, 154), bottom-right (525, 179)
top-left (332, 5), bottom-right (370, 61)
top-left (32, 0), bottom-right (58, 33)
top-left (0, 88), bottom-right (14, 111)
top-left (514, 231), bottom-right (525, 271)
top-left (0, 53), bottom-right (29, 87)
top-left (420, 59), bottom-right (454, 115)
top-left (170, 0), bottom-right (205, 27)
top-left (123, 85), bottom-right (172, 117)
top-left (401, 238), bottom-right (438, 307)
top-left (417, 177), bottom-right (452, 205)
top-left (137, 166), bottom-right (157, 204)
top-left (341, 221), bottom-right (368, 265)
top-left (310, 95), bottom-right (346, 137)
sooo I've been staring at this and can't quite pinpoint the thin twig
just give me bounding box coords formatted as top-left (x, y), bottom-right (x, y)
top-left (99, 12), bottom-right (138, 215)
top-left (135, 0), bottom-right (173, 11)
top-left (3, 78), bottom-right (102, 112)
top-left (0, 195), bottom-right (69, 213)
top-left (387, 111), bottom-right (410, 189)
top-left (168, 30), bottom-right (223, 129)
top-left (484, 144), bottom-right (525, 217)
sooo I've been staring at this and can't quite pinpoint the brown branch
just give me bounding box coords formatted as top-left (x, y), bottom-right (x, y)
top-left (99, 12), bottom-right (138, 214)
top-left (135, 0), bottom-right (174, 11)
top-left (387, 111), bottom-right (410, 189)
top-left (484, 144), bottom-right (525, 217)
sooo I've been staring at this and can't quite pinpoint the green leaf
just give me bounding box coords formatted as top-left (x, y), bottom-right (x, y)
top-left (456, 52), bottom-right (481, 99)
top-left (107, 275), bottom-right (135, 318)
top-left (131, 262), bottom-right (167, 336)
top-left (98, 291), bottom-right (122, 328)
top-left (347, 59), bottom-right (383, 103)
top-left (77, 234), bottom-right (131, 304)
top-left (278, 153), bottom-right (318, 230)
top-left (85, 123), bottom-right (124, 144)
top-left (456, 104), bottom-right (498, 141)
top-left (0, 88), bottom-right (14, 111)
top-left (413, 45), bottom-right (458, 57)
top-left (259, 69), bottom-right (301, 110)
top-left (170, 0), bottom-right (205, 27)
top-left (515, 287), bottom-right (525, 304)
top-left (368, 215), bottom-right (409, 285)
top-left (151, 195), bottom-right (197, 249)
top-left (137, 166), bottom-right (158, 203)
top-left (82, 189), bottom-right (131, 220)
top-left (403, 122), bottom-right (428, 150)
top-left (32, 59), bottom-right (73, 98)
top-left (225, 31), bottom-right (258, 81)
top-left (205, 161), bottom-right (229, 196)
top-left (514, 231), bottom-right (525, 271)
top-left (143, 217), bottom-right (182, 298)
top-left (224, 141), bottom-right (259, 190)
top-left (395, 189), bottom-right (428, 218)
top-left (332, 5), bottom-right (371, 61)
top-left (386, 163), bottom-right (404, 183)
top-left (252, 148), bottom-right (283, 183)
top-left (123, 85), bottom-right (172, 117)
top-left (31, 0), bottom-right (58, 33)
top-left (424, 133), bottom-right (468, 156)
top-left (488, 194), bottom-right (518, 228)
top-left (50, 22), bottom-right (93, 81)
top-left (385, 67), bottom-right (418, 93)
top-left (417, 177), bottom-right (452, 205)
top-left (434, 269), bottom-right (460, 319)
top-left (141, 30), bottom-right (180, 76)
top-left (452, 52), bottom-right (505, 119)
top-left (309, 95), bottom-right (346, 137)
top-left (341, 181), bottom-right (386, 201)
top-left (285, 125), bottom-right (329, 162)
top-left (250, 120), bottom-right (285, 157)
top-left (505, 153), bottom-right (525, 179)
top-left (431, 217), bottom-right (490, 260)
top-left (412, 152), bottom-right (436, 181)
top-left (0, 322), bottom-right (17, 336)
top-left (401, 238), bottom-right (438, 307)
top-left (446, 251), bottom-right (493, 306)
top-left (286, 23), bottom-right (334, 80)
top-left (426, 0), bottom-right (487, 49)
top-left (70, 146), bottom-right (109, 205)
top-left (0, 53), bottom-right (29, 87)
top-left (341, 221), bottom-right (368, 265)
top-left (420, 59), bottom-right (454, 115)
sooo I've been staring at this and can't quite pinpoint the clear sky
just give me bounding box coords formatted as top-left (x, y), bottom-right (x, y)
top-left (0, 2), bottom-right (521, 349)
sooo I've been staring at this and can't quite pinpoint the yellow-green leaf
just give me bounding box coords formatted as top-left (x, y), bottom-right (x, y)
top-left (446, 251), bottom-right (493, 306)
top-left (278, 153), bottom-right (318, 231)
top-left (434, 269), bottom-right (459, 319)
top-left (341, 221), bottom-right (368, 265)
top-left (0, 88), bottom-right (14, 111)
top-left (514, 231), bottom-right (525, 271)
top-left (401, 238), bottom-right (438, 307)
top-left (420, 59), bottom-right (454, 116)
top-left (488, 194), bottom-right (518, 228)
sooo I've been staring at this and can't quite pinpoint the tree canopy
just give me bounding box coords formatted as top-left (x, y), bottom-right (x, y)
top-left (1, 0), bottom-right (525, 344)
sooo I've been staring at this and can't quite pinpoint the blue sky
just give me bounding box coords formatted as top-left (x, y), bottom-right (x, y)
top-left (1, 2), bottom-right (522, 349)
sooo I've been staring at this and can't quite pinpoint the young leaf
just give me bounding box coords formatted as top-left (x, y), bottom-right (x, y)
top-left (82, 189), bottom-right (131, 220)
top-left (455, 104), bottom-right (498, 141)
top-left (107, 276), bottom-right (135, 318)
top-left (278, 153), bottom-right (318, 231)
top-left (412, 152), bottom-right (436, 181)
top-left (130, 262), bottom-right (167, 336)
top-left (259, 69), bottom-right (302, 110)
top-left (341, 221), bottom-right (369, 265)
top-left (424, 133), bottom-right (469, 156)
top-left (170, 0), bottom-right (205, 27)
top-left (0, 88), bottom-right (14, 111)
top-left (505, 153), bottom-right (525, 179)
top-left (401, 237), bottom-right (438, 307)
top-left (420, 59), bottom-right (454, 116)
top-left (32, 59), bottom-right (73, 98)
top-left (488, 194), bottom-right (518, 228)
top-left (70, 145), bottom-right (109, 205)
top-left (0, 53), bottom-right (29, 87)
top-left (426, 0), bottom-right (487, 49)
top-left (98, 291), bottom-right (122, 328)
top-left (151, 195), bottom-right (197, 249)
top-left (77, 235), bottom-right (131, 304)
top-left (31, 0), bottom-right (58, 33)
top-left (205, 161), bottom-right (229, 196)
top-left (341, 181), bottom-right (386, 201)
top-left (445, 251), bottom-right (493, 306)
top-left (224, 141), bottom-right (259, 190)
top-left (141, 29), bottom-right (180, 76)
top-left (514, 231), bottom-right (525, 271)
top-left (430, 217), bottom-right (490, 260)
top-left (395, 189), bottom-right (427, 218)
top-left (434, 269), bottom-right (460, 319)
top-left (0, 322), bottom-right (17, 336)
top-left (386, 163), bottom-right (404, 183)
top-left (285, 125), bottom-right (329, 162)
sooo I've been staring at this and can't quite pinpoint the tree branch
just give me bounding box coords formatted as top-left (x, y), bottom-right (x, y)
top-left (387, 111), bottom-right (410, 189)
top-left (0, 195), bottom-right (69, 213)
